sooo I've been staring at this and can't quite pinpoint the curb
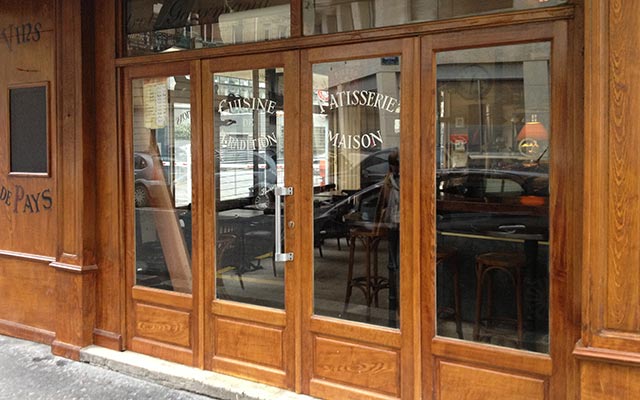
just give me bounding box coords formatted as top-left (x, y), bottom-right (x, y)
top-left (80, 346), bottom-right (317, 400)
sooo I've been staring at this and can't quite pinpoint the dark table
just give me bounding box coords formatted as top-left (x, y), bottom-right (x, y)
top-left (439, 215), bottom-right (549, 342)
top-left (217, 208), bottom-right (272, 278)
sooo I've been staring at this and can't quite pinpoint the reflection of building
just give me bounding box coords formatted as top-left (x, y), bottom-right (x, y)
top-left (314, 62), bottom-right (401, 191)
top-left (436, 44), bottom-right (551, 170)
top-left (2, 1), bottom-right (640, 400)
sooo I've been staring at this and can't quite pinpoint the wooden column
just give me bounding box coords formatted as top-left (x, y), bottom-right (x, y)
top-left (49, 0), bottom-right (97, 360)
top-left (576, 0), bottom-right (640, 397)
top-left (93, 0), bottom-right (123, 350)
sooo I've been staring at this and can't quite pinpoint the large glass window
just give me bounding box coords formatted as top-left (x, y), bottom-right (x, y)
top-left (312, 56), bottom-right (402, 328)
top-left (126, 0), bottom-right (291, 56)
top-left (303, 0), bottom-right (566, 35)
top-left (133, 75), bottom-right (193, 293)
top-left (435, 43), bottom-right (550, 353)
top-left (214, 68), bottom-right (286, 309)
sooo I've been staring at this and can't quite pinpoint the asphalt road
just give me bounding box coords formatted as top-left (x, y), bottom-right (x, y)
top-left (0, 335), bottom-right (216, 400)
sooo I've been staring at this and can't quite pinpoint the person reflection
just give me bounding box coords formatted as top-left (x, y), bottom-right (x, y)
top-left (376, 150), bottom-right (400, 327)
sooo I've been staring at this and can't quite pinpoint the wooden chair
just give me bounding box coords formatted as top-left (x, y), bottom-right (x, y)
top-left (473, 252), bottom-right (525, 348)
top-left (343, 221), bottom-right (389, 312)
top-left (437, 248), bottom-right (463, 339)
top-left (215, 233), bottom-right (237, 295)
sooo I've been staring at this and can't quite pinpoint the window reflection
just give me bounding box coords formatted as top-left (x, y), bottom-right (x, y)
top-left (435, 43), bottom-right (550, 353)
top-left (125, 0), bottom-right (291, 56)
top-left (133, 76), bottom-right (193, 293)
top-left (312, 57), bottom-right (401, 328)
top-left (304, 0), bottom-right (566, 35)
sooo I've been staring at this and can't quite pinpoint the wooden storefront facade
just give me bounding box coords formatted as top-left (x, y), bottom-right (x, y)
top-left (0, 1), bottom-right (638, 399)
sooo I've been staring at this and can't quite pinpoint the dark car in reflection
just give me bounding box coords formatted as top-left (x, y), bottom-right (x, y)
top-left (314, 166), bottom-right (549, 246)
top-left (360, 147), bottom-right (397, 188)
top-left (438, 168), bottom-right (548, 198)
top-left (436, 168), bottom-right (549, 240)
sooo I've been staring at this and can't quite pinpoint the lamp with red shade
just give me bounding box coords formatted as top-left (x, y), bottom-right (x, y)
top-left (517, 115), bottom-right (548, 158)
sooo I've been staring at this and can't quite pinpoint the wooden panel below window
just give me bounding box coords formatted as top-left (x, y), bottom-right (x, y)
top-left (0, 257), bottom-right (56, 332)
top-left (437, 361), bottom-right (546, 400)
top-left (214, 317), bottom-right (284, 369)
top-left (130, 337), bottom-right (194, 366)
top-left (309, 378), bottom-right (399, 400)
top-left (580, 360), bottom-right (640, 400)
top-left (134, 304), bottom-right (191, 347)
top-left (313, 336), bottom-right (400, 397)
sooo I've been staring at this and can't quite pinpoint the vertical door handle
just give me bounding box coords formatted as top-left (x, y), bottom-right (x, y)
top-left (274, 186), bottom-right (294, 262)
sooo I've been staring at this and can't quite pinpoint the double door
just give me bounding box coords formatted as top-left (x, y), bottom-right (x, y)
top-left (199, 43), bottom-right (414, 397)
top-left (124, 23), bottom-right (575, 399)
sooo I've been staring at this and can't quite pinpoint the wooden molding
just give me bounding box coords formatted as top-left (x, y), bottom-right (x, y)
top-left (51, 339), bottom-right (82, 361)
top-left (94, 0), bottom-right (125, 355)
top-left (582, 0), bottom-right (640, 355)
top-left (55, 0), bottom-right (97, 268)
top-left (130, 336), bottom-right (194, 366)
top-left (93, 328), bottom-right (124, 351)
top-left (132, 286), bottom-right (192, 310)
top-left (49, 260), bottom-right (98, 273)
top-left (574, 340), bottom-right (640, 368)
top-left (0, 319), bottom-right (55, 345)
top-left (211, 355), bottom-right (288, 390)
top-left (0, 250), bottom-right (56, 264)
top-left (432, 337), bottom-right (552, 377)
top-left (309, 378), bottom-right (399, 400)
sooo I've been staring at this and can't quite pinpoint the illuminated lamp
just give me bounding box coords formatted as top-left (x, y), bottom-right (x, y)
top-left (517, 115), bottom-right (548, 158)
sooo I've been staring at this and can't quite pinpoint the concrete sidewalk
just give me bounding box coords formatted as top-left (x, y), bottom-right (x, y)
top-left (0, 335), bottom-right (314, 400)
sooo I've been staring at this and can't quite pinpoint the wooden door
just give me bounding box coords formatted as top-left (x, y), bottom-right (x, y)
top-left (202, 51), bottom-right (300, 390)
top-left (123, 61), bottom-right (203, 366)
top-left (300, 39), bottom-right (419, 399)
top-left (421, 21), bottom-right (580, 400)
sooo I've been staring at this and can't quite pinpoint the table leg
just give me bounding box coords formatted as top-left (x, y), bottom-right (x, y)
top-left (523, 239), bottom-right (539, 335)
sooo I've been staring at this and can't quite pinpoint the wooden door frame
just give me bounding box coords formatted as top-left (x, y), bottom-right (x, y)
top-left (300, 38), bottom-right (420, 399)
top-left (201, 51), bottom-right (300, 390)
top-left (122, 60), bottom-right (204, 367)
top-left (420, 20), bottom-right (581, 399)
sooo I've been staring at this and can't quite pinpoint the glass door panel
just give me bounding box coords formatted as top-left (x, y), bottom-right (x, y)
top-left (214, 67), bottom-right (286, 309)
top-left (312, 56), bottom-right (402, 328)
top-left (132, 74), bottom-right (193, 293)
top-left (435, 42), bottom-right (551, 353)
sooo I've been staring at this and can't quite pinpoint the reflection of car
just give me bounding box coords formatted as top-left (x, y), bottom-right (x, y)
top-left (437, 168), bottom-right (548, 198)
top-left (134, 149), bottom-right (192, 207)
top-left (315, 165), bottom-right (548, 236)
top-left (360, 147), bottom-right (397, 188)
top-left (436, 168), bottom-right (549, 224)
top-left (134, 152), bottom-right (165, 207)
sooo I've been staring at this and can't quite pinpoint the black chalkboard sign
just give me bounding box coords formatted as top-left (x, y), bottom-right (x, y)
top-left (10, 85), bottom-right (48, 173)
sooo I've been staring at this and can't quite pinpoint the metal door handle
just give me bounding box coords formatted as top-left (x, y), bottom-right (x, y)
top-left (274, 186), bottom-right (294, 262)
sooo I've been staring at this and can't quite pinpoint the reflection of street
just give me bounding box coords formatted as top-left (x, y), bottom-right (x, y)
top-left (173, 178), bottom-right (191, 207)
top-left (218, 163), bottom-right (275, 200)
